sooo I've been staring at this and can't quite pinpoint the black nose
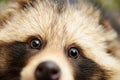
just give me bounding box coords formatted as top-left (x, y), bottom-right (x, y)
top-left (35, 61), bottom-right (60, 80)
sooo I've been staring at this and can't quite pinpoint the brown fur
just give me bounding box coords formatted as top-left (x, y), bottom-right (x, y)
top-left (0, 0), bottom-right (120, 80)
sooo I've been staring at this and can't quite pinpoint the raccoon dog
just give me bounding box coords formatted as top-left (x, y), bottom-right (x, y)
top-left (0, 0), bottom-right (120, 80)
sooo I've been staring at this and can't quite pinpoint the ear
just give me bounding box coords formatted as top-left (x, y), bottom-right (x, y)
top-left (0, 1), bottom-right (20, 26)
top-left (99, 17), bottom-right (117, 41)
top-left (100, 17), bottom-right (120, 58)
top-left (0, 0), bottom-right (31, 27)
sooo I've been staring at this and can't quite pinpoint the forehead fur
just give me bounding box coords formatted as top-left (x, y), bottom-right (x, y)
top-left (0, 0), bottom-right (101, 42)
top-left (0, 0), bottom-right (115, 59)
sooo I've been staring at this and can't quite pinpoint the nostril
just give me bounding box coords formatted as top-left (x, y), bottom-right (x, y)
top-left (50, 68), bottom-right (60, 80)
top-left (51, 69), bottom-right (58, 75)
top-left (35, 61), bottom-right (60, 80)
top-left (35, 67), bottom-right (44, 79)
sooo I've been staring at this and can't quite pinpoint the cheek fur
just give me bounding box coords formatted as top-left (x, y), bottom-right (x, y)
top-left (0, 41), bottom-right (29, 80)
top-left (69, 57), bottom-right (109, 80)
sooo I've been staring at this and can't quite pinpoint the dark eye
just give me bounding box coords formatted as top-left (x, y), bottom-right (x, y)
top-left (30, 38), bottom-right (42, 49)
top-left (68, 47), bottom-right (79, 59)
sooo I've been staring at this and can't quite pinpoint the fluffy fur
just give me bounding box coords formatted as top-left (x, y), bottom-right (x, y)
top-left (0, 0), bottom-right (120, 80)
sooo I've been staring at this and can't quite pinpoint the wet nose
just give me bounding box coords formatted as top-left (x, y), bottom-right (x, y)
top-left (35, 61), bottom-right (60, 80)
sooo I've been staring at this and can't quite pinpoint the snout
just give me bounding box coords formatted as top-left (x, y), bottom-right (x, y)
top-left (35, 61), bottom-right (60, 80)
top-left (21, 51), bottom-right (74, 80)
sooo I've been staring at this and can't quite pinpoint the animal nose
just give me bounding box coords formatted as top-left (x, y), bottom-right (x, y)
top-left (35, 61), bottom-right (60, 80)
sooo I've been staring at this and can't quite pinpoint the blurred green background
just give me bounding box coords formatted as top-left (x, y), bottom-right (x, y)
top-left (93, 0), bottom-right (120, 10)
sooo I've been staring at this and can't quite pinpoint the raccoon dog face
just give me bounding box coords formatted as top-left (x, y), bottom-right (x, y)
top-left (0, 0), bottom-right (120, 80)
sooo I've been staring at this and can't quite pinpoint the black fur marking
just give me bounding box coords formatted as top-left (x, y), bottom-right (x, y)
top-left (0, 42), bottom-right (26, 80)
top-left (0, 41), bottom-right (109, 80)
top-left (0, 40), bottom-right (43, 80)
top-left (69, 56), bottom-right (108, 80)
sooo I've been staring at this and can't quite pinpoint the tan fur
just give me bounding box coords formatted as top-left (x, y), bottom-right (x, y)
top-left (0, 0), bottom-right (120, 80)
top-left (21, 49), bottom-right (74, 80)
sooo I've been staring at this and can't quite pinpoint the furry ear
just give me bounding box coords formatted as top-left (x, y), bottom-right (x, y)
top-left (100, 17), bottom-right (120, 58)
top-left (99, 17), bottom-right (117, 41)
top-left (0, 0), bottom-right (32, 27)
top-left (0, 1), bottom-right (20, 26)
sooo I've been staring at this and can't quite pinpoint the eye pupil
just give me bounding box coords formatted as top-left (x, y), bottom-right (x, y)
top-left (31, 39), bottom-right (41, 49)
top-left (68, 47), bottom-right (79, 58)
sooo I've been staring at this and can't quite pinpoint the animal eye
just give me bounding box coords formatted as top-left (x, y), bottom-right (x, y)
top-left (68, 47), bottom-right (79, 59)
top-left (30, 38), bottom-right (42, 49)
